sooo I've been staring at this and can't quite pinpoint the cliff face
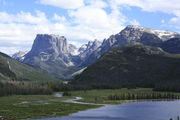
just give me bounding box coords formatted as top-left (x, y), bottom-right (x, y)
top-left (73, 44), bottom-right (180, 89)
top-left (80, 25), bottom-right (180, 67)
top-left (22, 34), bottom-right (73, 79)
top-left (0, 52), bottom-right (57, 81)
top-left (22, 34), bottom-right (101, 79)
top-left (14, 25), bottom-right (180, 80)
top-left (24, 34), bottom-right (69, 64)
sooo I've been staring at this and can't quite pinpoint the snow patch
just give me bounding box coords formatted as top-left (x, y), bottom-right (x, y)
top-left (71, 67), bottom-right (87, 76)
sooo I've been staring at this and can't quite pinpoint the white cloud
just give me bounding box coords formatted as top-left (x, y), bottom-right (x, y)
top-left (1, 0), bottom-right (143, 55)
top-left (0, 8), bottom-right (126, 55)
top-left (1, 0), bottom-right (180, 55)
top-left (53, 13), bottom-right (66, 22)
top-left (111, 0), bottom-right (180, 14)
top-left (110, 0), bottom-right (180, 27)
top-left (69, 7), bottom-right (111, 29)
top-left (0, 11), bottom-right (66, 54)
top-left (170, 16), bottom-right (180, 25)
top-left (0, 10), bottom-right (48, 24)
top-left (130, 19), bottom-right (140, 25)
top-left (67, 3), bottom-right (127, 41)
top-left (38, 0), bottom-right (84, 9)
top-left (85, 0), bottom-right (108, 8)
top-left (0, 47), bottom-right (23, 55)
top-left (161, 19), bottom-right (165, 24)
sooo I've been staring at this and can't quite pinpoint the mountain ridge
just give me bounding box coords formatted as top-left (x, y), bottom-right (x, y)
top-left (13, 25), bottom-right (180, 80)
top-left (0, 52), bottom-right (58, 81)
top-left (72, 43), bottom-right (180, 90)
top-left (80, 25), bottom-right (180, 67)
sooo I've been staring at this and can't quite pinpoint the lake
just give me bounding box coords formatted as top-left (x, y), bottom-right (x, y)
top-left (35, 100), bottom-right (180, 120)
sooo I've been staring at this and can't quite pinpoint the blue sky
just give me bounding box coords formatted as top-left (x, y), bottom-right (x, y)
top-left (0, 0), bottom-right (180, 54)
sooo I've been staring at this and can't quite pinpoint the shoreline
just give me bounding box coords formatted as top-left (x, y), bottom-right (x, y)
top-left (1, 88), bottom-right (180, 120)
top-left (34, 97), bottom-right (180, 120)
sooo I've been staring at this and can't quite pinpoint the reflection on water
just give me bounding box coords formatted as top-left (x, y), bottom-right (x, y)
top-left (54, 93), bottom-right (63, 97)
top-left (35, 100), bottom-right (180, 120)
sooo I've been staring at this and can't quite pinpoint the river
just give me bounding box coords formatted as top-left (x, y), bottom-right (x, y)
top-left (35, 100), bottom-right (180, 120)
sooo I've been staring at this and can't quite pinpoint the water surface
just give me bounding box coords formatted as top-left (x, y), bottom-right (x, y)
top-left (36, 100), bottom-right (180, 120)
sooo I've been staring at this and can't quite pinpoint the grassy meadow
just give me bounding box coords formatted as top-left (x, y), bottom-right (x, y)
top-left (0, 94), bottom-right (100, 120)
top-left (70, 88), bottom-right (180, 104)
top-left (1, 88), bottom-right (180, 120)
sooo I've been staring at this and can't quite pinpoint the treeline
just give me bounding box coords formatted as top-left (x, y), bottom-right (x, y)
top-left (169, 116), bottom-right (180, 120)
top-left (70, 80), bottom-right (180, 93)
top-left (154, 82), bottom-right (180, 92)
top-left (0, 80), bottom-right (68, 96)
top-left (107, 92), bottom-right (180, 100)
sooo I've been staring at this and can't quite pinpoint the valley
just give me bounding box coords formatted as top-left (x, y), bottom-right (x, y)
top-left (69, 88), bottom-right (180, 104)
top-left (1, 88), bottom-right (180, 120)
top-left (0, 93), bottom-right (100, 120)
top-left (1, 25), bottom-right (180, 120)
top-left (12, 25), bottom-right (180, 80)
top-left (1, 0), bottom-right (180, 119)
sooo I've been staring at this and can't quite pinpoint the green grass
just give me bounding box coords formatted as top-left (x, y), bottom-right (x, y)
top-left (1, 88), bottom-right (180, 119)
top-left (0, 52), bottom-right (59, 81)
top-left (0, 94), bottom-right (100, 120)
top-left (70, 88), bottom-right (180, 104)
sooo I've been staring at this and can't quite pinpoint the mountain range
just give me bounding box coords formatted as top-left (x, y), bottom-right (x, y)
top-left (0, 52), bottom-right (58, 81)
top-left (12, 25), bottom-right (180, 80)
top-left (73, 43), bottom-right (180, 90)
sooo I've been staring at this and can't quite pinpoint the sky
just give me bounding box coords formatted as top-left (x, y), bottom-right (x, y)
top-left (0, 0), bottom-right (180, 55)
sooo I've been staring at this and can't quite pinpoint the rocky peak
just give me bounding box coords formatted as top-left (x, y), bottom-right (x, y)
top-left (154, 30), bottom-right (180, 41)
top-left (93, 39), bottom-right (102, 46)
top-left (119, 25), bottom-right (155, 43)
top-left (19, 26), bottom-right (180, 80)
top-left (78, 40), bottom-right (101, 54)
top-left (121, 25), bottom-right (180, 41)
top-left (125, 25), bottom-right (151, 31)
top-left (12, 51), bottom-right (28, 61)
top-left (25, 34), bottom-right (68, 58)
top-left (78, 44), bottom-right (88, 54)
top-left (89, 40), bottom-right (102, 51)
top-left (80, 25), bottom-right (180, 67)
top-left (100, 36), bottom-right (118, 52)
top-left (79, 40), bottom-right (101, 60)
top-left (68, 44), bottom-right (79, 56)
top-left (23, 34), bottom-right (74, 68)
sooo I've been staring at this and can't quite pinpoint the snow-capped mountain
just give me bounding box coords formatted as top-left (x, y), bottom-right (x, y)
top-left (18, 34), bottom-right (101, 79)
top-left (80, 25), bottom-right (180, 66)
top-left (68, 44), bottom-right (79, 56)
top-left (120, 25), bottom-right (179, 41)
top-left (12, 51), bottom-right (28, 62)
top-left (21, 34), bottom-right (77, 79)
top-left (78, 40), bottom-right (102, 61)
top-left (14, 25), bottom-right (180, 79)
top-left (24, 34), bottom-right (74, 66)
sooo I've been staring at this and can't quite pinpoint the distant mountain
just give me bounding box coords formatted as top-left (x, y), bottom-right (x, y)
top-left (81, 25), bottom-right (180, 66)
top-left (68, 44), bottom-right (79, 56)
top-left (21, 34), bottom-right (101, 79)
top-left (12, 51), bottom-right (28, 61)
top-left (0, 52), bottom-right (58, 81)
top-left (23, 34), bottom-right (74, 79)
top-left (14, 25), bottom-right (180, 80)
top-left (24, 34), bottom-right (72, 66)
top-left (160, 38), bottom-right (180, 54)
top-left (73, 44), bottom-right (180, 90)
top-left (78, 40), bottom-right (102, 66)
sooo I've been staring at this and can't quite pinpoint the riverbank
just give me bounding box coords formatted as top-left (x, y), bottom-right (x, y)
top-left (0, 94), bottom-right (100, 120)
top-left (1, 88), bottom-right (180, 120)
top-left (35, 100), bottom-right (180, 120)
top-left (69, 88), bottom-right (180, 104)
